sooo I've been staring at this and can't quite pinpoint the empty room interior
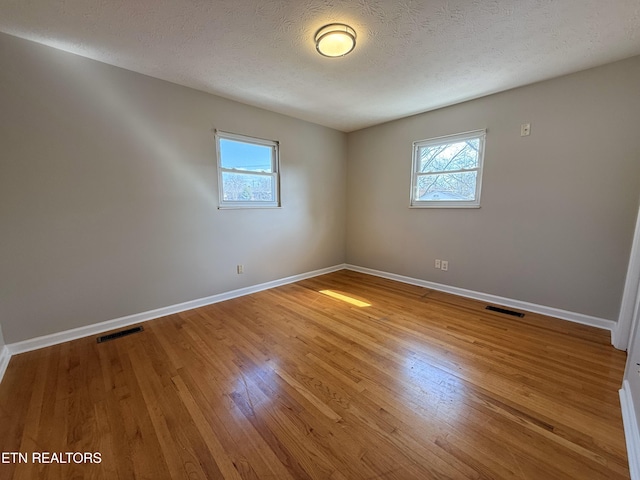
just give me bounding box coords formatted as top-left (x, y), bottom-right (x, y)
top-left (1, 1), bottom-right (640, 479)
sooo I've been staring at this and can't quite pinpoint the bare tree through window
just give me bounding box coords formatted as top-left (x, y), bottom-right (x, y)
top-left (411, 130), bottom-right (486, 207)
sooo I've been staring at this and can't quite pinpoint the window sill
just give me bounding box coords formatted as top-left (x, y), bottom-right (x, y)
top-left (409, 204), bottom-right (481, 209)
top-left (218, 205), bottom-right (282, 210)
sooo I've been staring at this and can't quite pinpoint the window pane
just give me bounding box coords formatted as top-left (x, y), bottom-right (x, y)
top-left (222, 172), bottom-right (275, 202)
top-left (220, 139), bottom-right (273, 172)
top-left (418, 138), bottom-right (479, 173)
top-left (417, 171), bottom-right (477, 201)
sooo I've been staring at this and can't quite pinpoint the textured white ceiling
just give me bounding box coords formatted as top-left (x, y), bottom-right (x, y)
top-left (1, 0), bottom-right (639, 132)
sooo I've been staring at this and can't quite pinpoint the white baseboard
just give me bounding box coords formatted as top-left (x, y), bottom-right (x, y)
top-left (6, 264), bottom-right (346, 356)
top-left (345, 264), bottom-right (616, 333)
top-left (620, 380), bottom-right (640, 480)
top-left (2, 262), bottom-right (616, 368)
top-left (0, 345), bottom-right (10, 385)
top-left (612, 327), bottom-right (623, 351)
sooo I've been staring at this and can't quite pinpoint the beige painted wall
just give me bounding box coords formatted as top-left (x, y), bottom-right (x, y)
top-left (2, 30), bottom-right (640, 344)
top-left (346, 56), bottom-right (640, 321)
top-left (0, 33), bottom-right (347, 343)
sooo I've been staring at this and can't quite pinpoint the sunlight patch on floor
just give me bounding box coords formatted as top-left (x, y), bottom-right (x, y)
top-left (319, 290), bottom-right (371, 307)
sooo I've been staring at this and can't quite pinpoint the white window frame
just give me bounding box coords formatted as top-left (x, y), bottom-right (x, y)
top-left (215, 130), bottom-right (281, 209)
top-left (410, 129), bottom-right (486, 208)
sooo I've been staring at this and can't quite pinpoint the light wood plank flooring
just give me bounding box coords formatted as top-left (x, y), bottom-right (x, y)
top-left (0, 270), bottom-right (629, 479)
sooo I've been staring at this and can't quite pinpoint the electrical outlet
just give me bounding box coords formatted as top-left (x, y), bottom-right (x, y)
top-left (520, 123), bottom-right (531, 136)
top-left (435, 259), bottom-right (441, 269)
top-left (237, 264), bottom-right (244, 274)
top-left (441, 260), bottom-right (448, 271)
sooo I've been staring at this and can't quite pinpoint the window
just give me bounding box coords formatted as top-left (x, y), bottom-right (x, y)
top-left (410, 129), bottom-right (486, 208)
top-left (215, 131), bottom-right (280, 208)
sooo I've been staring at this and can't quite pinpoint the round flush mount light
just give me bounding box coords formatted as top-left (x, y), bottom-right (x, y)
top-left (315, 23), bottom-right (356, 57)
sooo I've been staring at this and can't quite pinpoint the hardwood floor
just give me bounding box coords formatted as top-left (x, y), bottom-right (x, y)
top-left (0, 270), bottom-right (630, 479)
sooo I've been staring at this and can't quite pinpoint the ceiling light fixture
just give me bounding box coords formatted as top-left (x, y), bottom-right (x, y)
top-left (315, 23), bottom-right (356, 58)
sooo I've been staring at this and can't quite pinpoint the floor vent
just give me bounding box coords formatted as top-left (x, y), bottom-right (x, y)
top-left (485, 306), bottom-right (525, 318)
top-left (97, 326), bottom-right (144, 343)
